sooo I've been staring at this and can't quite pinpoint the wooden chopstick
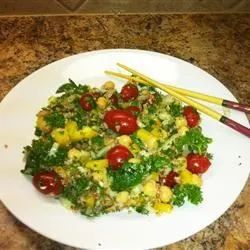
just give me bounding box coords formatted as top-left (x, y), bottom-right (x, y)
top-left (114, 63), bottom-right (250, 138)
top-left (105, 70), bottom-right (250, 114)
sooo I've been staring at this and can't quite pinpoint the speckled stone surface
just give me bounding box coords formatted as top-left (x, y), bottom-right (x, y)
top-left (0, 15), bottom-right (249, 250)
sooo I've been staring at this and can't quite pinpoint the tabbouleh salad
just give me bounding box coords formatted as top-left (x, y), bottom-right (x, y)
top-left (22, 79), bottom-right (212, 217)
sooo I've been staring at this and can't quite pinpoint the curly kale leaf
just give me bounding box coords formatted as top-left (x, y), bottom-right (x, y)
top-left (169, 102), bottom-right (183, 117)
top-left (45, 112), bottom-right (65, 128)
top-left (22, 137), bottom-right (68, 175)
top-left (175, 127), bottom-right (212, 154)
top-left (56, 79), bottom-right (89, 95)
top-left (109, 155), bottom-right (171, 191)
top-left (172, 184), bottom-right (203, 207)
top-left (62, 178), bottom-right (89, 204)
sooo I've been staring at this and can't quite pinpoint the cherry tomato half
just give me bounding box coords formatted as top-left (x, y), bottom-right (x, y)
top-left (183, 106), bottom-right (200, 128)
top-left (80, 93), bottom-right (96, 111)
top-left (110, 93), bottom-right (118, 106)
top-left (107, 145), bottom-right (133, 170)
top-left (104, 109), bottom-right (138, 135)
top-left (186, 153), bottom-right (211, 174)
top-left (120, 84), bottom-right (139, 101)
top-left (33, 171), bottom-right (63, 195)
top-left (125, 106), bottom-right (141, 116)
top-left (160, 171), bottom-right (179, 188)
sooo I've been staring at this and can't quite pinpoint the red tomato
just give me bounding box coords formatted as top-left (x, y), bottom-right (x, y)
top-left (120, 84), bottom-right (139, 101)
top-left (33, 171), bottom-right (63, 195)
top-left (125, 106), bottom-right (141, 116)
top-left (107, 145), bottom-right (133, 170)
top-left (183, 106), bottom-right (200, 128)
top-left (187, 153), bottom-right (211, 174)
top-left (160, 171), bottom-right (179, 188)
top-left (80, 93), bottom-right (96, 111)
top-left (104, 109), bottom-right (138, 135)
top-left (110, 93), bottom-right (118, 106)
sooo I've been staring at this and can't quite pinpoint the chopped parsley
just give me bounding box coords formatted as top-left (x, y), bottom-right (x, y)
top-left (172, 184), bottom-right (203, 206)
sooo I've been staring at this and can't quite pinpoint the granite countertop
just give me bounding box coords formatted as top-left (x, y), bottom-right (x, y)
top-left (0, 14), bottom-right (249, 250)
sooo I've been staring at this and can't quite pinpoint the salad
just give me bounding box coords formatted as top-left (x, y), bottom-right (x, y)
top-left (22, 79), bottom-right (212, 217)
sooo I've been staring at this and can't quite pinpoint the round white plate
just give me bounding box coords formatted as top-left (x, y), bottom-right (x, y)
top-left (0, 49), bottom-right (249, 250)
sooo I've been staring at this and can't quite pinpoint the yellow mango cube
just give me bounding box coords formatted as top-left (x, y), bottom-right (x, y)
top-left (116, 191), bottom-right (129, 204)
top-left (51, 128), bottom-right (70, 146)
top-left (154, 203), bottom-right (173, 214)
top-left (159, 186), bottom-right (173, 203)
top-left (85, 159), bottom-right (109, 170)
top-left (136, 128), bottom-right (158, 150)
top-left (180, 169), bottom-right (193, 184)
top-left (85, 195), bottom-right (95, 208)
top-left (143, 180), bottom-right (157, 197)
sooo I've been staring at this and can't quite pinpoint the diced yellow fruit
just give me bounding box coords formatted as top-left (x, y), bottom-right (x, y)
top-left (175, 117), bottom-right (187, 129)
top-left (136, 128), bottom-right (158, 150)
top-left (178, 126), bottom-right (189, 136)
top-left (118, 135), bottom-right (132, 147)
top-left (128, 158), bottom-right (141, 164)
top-left (51, 128), bottom-right (70, 146)
top-left (147, 172), bottom-right (159, 181)
top-left (143, 180), bottom-right (157, 197)
top-left (159, 186), bottom-right (173, 203)
top-left (191, 174), bottom-right (202, 187)
top-left (36, 110), bottom-right (51, 132)
top-left (97, 97), bottom-right (108, 109)
top-left (68, 148), bottom-right (90, 162)
top-left (65, 121), bottom-right (78, 135)
top-left (103, 81), bottom-right (115, 90)
top-left (68, 148), bottom-right (82, 159)
top-left (180, 169), bottom-right (193, 184)
top-left (85, 195), bottom-right (95, 208)
top-left (151, 127), bottom-right (162, 138)
top-left (66, 121), bottom-right (97, 142)
top-left (85, 159), bottom-right (109, 170)
top-left (154, 203), bottom-right (173, 214)
top-left (92, 170), bottom-right (107, 182)
top-left (80, 127), bottom-right (98, 139)
top-left (116, 191), bottom-right (129, 204)
top-left (54, 166), bottom-right (67, 179)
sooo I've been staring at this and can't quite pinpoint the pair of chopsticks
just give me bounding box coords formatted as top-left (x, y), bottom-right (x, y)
top-left (105, 63), bottom-right (250, 138)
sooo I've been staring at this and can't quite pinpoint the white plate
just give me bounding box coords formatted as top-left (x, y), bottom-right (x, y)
top-left (0, 49), bottom-right (249, 250)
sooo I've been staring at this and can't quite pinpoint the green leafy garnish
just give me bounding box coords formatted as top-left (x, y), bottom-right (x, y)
top-left (62, 178), bottom-right (89, 204)
top-left (172, 184), bottom-right (203, 206)
top-left (45, 112), bottom-right (65, 128)
top-left (135, 206), bottom-right (149, 215)
top-left (175, 127), bottom-right (212, 154)
top-left (109, 155), bottom-right (170, 191)
top-left (56, 79), bottom-right (89, 95)
top-left (169, 103), bottom-right (183, 117)
top-left (22, 137), bottom-right (68, 175)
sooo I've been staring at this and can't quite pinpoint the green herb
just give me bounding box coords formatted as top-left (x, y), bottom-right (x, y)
top-left (169, 103), bottom-right (183, 117)
top-left (172, 184), bottom-right (203, 207)
top-left (34, 127), bottom-right (42, 137)
top-left (22, 137), bottom-right (68, 175)
top-left (175, 128), bottom-right (212, 154)
top-left (62, 178), bottom-right (89, 204)
top-left (109, 155), bottom-right (170, 191)
top-left (45, 112), bottom-right (65, 128)
top-left (130, 100), bottom-right (140, 107)
top-left (148, 105), bottom-right (157, 114)
top-left (91, 136), bottom-right (104, 147)
top-left (135, 206), bottom-right (149, 215)
top-left (56, 79), bottom-right (77, 93)
top-left (130, 134), bottom-right (144, 148)
top-left (56, 80), bottom-right (89, 95)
